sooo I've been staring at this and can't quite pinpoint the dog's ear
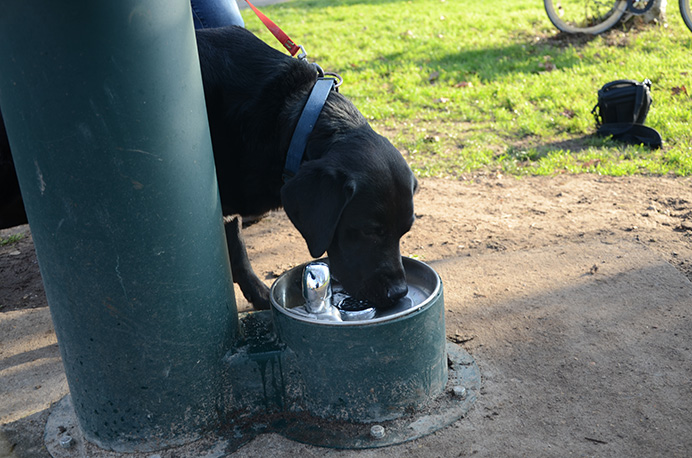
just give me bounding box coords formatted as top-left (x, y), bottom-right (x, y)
top-left (281, 166), bottom-right (356, 258)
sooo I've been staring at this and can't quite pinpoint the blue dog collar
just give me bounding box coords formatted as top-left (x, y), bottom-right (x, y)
top-left (283, 77), bottom-right (335, 181)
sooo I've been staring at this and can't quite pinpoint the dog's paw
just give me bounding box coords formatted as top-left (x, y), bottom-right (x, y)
top-left (249, 284), bottom-right (271, 310)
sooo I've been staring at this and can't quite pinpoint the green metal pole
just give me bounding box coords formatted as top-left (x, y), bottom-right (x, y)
top-left (0, 0), bottom-right (238, 452)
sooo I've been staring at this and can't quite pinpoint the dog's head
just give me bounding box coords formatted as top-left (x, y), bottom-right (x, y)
top-left (281, 129), bottom-right (417, 309)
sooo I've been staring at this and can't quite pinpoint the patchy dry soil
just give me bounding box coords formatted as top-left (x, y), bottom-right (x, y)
top-left (2, 174), bottom-right (692, 457)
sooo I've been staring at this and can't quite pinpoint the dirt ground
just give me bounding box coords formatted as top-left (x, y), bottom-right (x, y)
top-left (2, 174), bottom-right (692, 457)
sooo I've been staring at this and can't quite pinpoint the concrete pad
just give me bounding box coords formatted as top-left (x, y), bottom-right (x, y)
top-left (2, 240), bottom-right (692, 457)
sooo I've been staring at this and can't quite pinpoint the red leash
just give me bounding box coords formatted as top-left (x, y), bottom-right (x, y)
top-left (242, 1), bottom-right (343, 181)
top-left (243, 0), bottom-right (343, 90)
top-left (244, 0), bottom-right (302, 57)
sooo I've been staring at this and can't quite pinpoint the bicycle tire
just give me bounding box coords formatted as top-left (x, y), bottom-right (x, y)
top-left (544, 0), bottom-right (629, 34)
top-left (681, 0), bottom-right (692, 32)
top-left (628, 0), bottom-right (656, 14)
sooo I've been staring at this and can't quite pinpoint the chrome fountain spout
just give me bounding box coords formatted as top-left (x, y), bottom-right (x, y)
top-left (303, 262), bottom-right (331, 313)
top-left (301, 262), bottom-right (342, 321)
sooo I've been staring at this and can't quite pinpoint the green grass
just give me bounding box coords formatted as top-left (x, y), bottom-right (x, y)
top-left (0, 233), bottom-right (23, 246)
top-left (240, 0), bottom-right (692, 177)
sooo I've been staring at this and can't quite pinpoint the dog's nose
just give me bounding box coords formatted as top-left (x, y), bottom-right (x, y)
top-left (387, 283), bottom-right (408, 303)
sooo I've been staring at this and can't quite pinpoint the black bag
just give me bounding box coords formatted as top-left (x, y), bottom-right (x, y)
top-left (592, 79), bottom-right (661, 149)
top-left (592, 79), bottom-right (652, 126)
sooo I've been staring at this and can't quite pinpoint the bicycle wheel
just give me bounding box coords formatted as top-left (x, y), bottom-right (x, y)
top-left (681, 0), bottom-right (692, 32)
top-left (544, 0), bottom-right (629, 34)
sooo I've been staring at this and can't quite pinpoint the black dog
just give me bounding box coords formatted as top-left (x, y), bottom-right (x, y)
top-left (0, 26), bottom-right (418, 310)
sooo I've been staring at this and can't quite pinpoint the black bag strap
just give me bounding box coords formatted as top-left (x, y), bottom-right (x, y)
top-left (596, 122), bottom-right (662, 149)
top-left (597, 79), bottom-right (639, 96)
top-left (630, 80), bottom-right (652, 124)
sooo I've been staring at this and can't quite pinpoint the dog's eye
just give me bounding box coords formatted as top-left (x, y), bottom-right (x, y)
top-left (361, 226), bottom-right (386, 238)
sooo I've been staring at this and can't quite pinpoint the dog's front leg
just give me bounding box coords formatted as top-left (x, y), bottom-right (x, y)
top-left (224, 216), bottom-right (271, 310)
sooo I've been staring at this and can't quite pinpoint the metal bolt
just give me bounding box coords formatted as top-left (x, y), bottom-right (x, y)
top-left (370, 424), bottom-right (385, 439)
top-left (452, 385), bottom-right (467, 399)
top-left (59, 434), bottom-right (73, 448)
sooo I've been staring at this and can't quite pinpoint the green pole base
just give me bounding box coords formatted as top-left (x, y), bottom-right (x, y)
top-left (45, 337), bottom-right (479, 454)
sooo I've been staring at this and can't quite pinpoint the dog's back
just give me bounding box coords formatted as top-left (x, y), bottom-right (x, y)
top-left (195, 26), bottom-right (321, 217)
